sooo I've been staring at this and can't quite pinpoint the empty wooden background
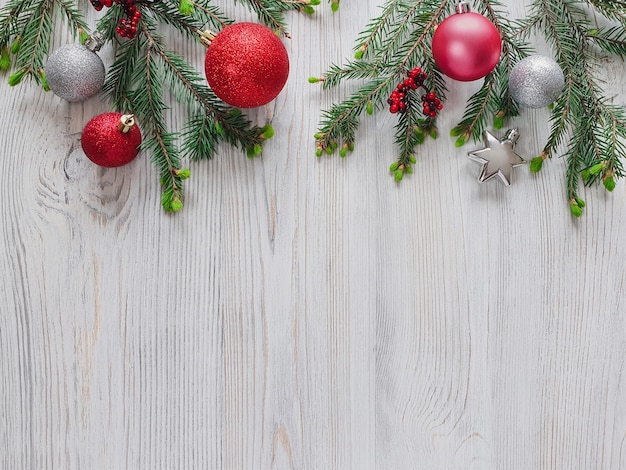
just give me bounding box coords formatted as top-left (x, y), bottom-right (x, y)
top-left (1, 0), bottom-right (626, 468)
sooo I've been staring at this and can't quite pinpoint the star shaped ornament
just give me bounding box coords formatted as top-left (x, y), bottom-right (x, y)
top-left (468, 129), bottom-right (527, 186)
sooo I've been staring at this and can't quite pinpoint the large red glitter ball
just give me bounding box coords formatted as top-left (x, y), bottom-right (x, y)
top-left (81, 112), bottom-right (142, 167)
top-left (432, 12), bottom-right (502, 82)
top-left (204, 22), bottom-right (289, 108)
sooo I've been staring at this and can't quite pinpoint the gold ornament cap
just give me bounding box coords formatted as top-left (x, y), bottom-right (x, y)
top-left (199, 30), bottom-right (216, 48)
top-left (118, 114), bottom-right (136, 133)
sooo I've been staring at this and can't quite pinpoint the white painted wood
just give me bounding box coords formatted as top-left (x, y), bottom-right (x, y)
top-left (1, 1), bottom-right (626, 468)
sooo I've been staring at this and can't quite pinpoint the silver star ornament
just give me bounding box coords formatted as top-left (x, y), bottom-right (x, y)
top-left (468, 129), bottom-right (527, 186)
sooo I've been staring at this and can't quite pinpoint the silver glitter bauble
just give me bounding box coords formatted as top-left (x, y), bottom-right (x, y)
top-left (509, 55), bottom-right (565, 109)
top-left (45, 44), bottom-right (105, 102)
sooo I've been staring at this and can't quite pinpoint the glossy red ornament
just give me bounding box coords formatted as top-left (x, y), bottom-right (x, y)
top-left (81, 112), bottom-right (142, 167)
top-left (432, 10), bottom-right (502, 82)
top-left (204, 22), bottom-right (289, 108)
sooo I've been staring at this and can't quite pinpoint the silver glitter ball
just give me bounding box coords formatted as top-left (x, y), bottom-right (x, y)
top-left (45, 44), bottom-right (105, 102)
top-left (509, 55), bottom-right (565, 109)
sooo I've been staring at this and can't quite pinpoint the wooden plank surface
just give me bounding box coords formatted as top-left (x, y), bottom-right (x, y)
top-left (1, 1), bottom-right (626, 468)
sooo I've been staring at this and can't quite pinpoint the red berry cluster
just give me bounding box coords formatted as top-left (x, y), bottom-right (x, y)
top-left (90, 0), bottom-right (142, 39)
top-left (387, 67), bottom-right (443, 118)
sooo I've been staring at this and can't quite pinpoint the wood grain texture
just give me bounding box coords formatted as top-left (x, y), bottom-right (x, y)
top-left (1, 1), bottom-right (626, 468)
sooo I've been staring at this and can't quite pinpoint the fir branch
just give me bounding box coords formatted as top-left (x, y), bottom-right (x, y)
top-left (101, 34), bottom-right (144, 112)
top-left (143, 0), bottom-right (204, 39)
top-left (353, 0), bottom-right (402, 61)
top-left (588, 26), bottom-right (626, 57)
top-left (181, 113), bottom-right (220, 161)
top-left (0, 0), bottom-right (89, 85)
top-left (0, 0), bottom-right (311, 212)
top-left (186, 0), bottom-right (231, 31)
top-left (318, 60), bottom-right (386, 89)
top-left (0, 0), bottom-right (38, 48)
top-left (451, 74), bottom-right (498, 145)
top-left (314, 0), bottom-right (449, 163)
top-left (525, 0), bottom-right (626, 214)
top-left (585, 0), bottom-right (626, 25)
top-left (235, 0), bottom-right (308, 38)
top-left (315, 77), bottom-right (394, 155)
top-left (13, 0), bottom-right (53, 85)
top-left (133, 28), bottom-right (185, 212)
top-left (53, 0), bottom-right (89, 36)
top-left (391, 92), bottom-right (432, 180)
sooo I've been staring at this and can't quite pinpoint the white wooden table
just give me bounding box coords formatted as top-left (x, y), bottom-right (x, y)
top-left (2, 1), bottom-right (626, 468)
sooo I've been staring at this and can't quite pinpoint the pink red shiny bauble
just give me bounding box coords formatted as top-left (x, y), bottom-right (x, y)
top-left (204, 22), bottom-right (290, 108)
top-left (81, 112), bottom-right (142, 167)
top-left (432, 12), bottom-right (502, 82)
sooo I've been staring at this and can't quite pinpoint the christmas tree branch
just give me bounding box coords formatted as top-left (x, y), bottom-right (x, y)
top-left (315, 0), bottom-right (626, 215)
top-left (312, 0), bottom-right (450, 172)
top-left (235, 0), bottom-right (317, 37)
top-left (134, 28), bottom-right (184, 211)
top-left (185, 0), bottom-right (230, 31)
top-left (523, 0), bottom-right (626, 215)
top-left (0, 0), bottom-right (316, 212)
top-left (0, 0), bottom-right (89, 84)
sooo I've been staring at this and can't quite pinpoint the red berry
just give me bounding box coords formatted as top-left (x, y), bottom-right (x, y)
top-left (389, 104), bottom-right (399, 113)
top-left (430, 111), bottom-right (437, 118)
top-left (437, 104), bottom-right (443, 110)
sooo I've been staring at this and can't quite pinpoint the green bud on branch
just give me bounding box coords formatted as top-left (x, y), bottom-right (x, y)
top-left (260, 124), bottom-right (275, 139)
top-left (179, 0), bottom-right (194, 15)
top-left (10, 37), bottom-right (21, 55)
top-left (570, 202), bottom-right (583, 218)
top-left (8, 68), bottom-right (26, 86)
top-left (603, 176), bottom-right (616, 192)
top-left (0, 47), bottom-right (10, 71)
top-left (530, 156), bottom-right (544, 173)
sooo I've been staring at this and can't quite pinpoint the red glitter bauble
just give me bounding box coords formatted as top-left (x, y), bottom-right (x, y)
top-left (432, 12), bottom-right (502, 82)
top-left (204, 22), bottom-right (289, 108)
top-left (81, 112), bottom-right (142, 167)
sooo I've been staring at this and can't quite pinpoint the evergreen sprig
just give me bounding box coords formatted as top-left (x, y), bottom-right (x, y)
top-left (311, 0), bottom-right (452, 177)
top-left (0, 0), bottom-right (317, 212)
top-left (313, 0), bottom-right (626, 216)
top-left (0, 0), bottom-right (88, 86)
top-left (519, 0), bottom-right (626, 216)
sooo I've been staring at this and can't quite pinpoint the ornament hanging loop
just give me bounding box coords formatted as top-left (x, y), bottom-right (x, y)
top-left (84, 31), bottom-right (105, 53)
top-left (118, 114), bottom-right (136, 133)
top-left (455, 1), bottom-right (471, 13)
top-left (505, 128), bottom-right (520, 145)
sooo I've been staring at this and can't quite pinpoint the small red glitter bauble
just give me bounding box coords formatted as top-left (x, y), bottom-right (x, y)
top-left (81, 112), bottom-right (142, 167)
top-left (432, 11), bottom-right (502, 82)
top-left (204, 22), bottom-right (289, 108)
